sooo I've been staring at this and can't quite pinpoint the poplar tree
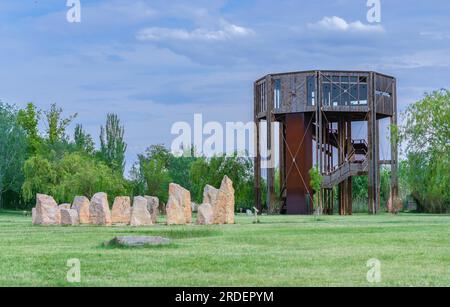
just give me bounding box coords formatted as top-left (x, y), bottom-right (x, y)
top-left (100, 114), bottom-right (127, 175)
top-left (74, 124), bottom-right (95, 155)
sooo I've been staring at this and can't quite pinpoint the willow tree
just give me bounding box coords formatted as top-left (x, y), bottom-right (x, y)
top-left (401, 89), bottom-right (450, 213)
top-left (0, 104), bottom-right (27, 208)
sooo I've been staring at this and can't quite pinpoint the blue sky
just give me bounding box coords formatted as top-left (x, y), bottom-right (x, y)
top-left (0, 0), bottom-right (449, 171)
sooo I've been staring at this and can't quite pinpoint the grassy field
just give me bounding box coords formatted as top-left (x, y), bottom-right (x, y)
top-left (0, 211), bottom-right (448, 287)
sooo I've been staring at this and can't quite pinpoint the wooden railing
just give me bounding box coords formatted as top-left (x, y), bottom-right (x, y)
top-left (322, 153), bottom-right (369, 188)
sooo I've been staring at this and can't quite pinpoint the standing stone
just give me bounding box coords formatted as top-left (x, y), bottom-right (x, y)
top-left (196, 203), bottom-right (214, 225)
top-left (112, 196), bottom-right (131, 224)
top-left (202, 176), bottom-right (235, 225)
top-left (166, 196), bottom-right (185, 225)
top-left (108, 236), bottom-right (171, 247)
top-left (203, 184), bottom-right (224, 224)
top-left (59, 203), bottom-right (71, 210)
top-left (72, 196), bottom-right (90, 224)
top-left (167, 183), bottom-right (191, 224)
top-left (145, 196), bottom-right (159, 224)
top-left (33, 194), bottom-right (60, 225)
top-left (130, 196), bottom-right (153, 226)
top-left (60, 209), bottom-right (79, 226)
top-left (213, 189), bottom-right (228, 224)
top-left (89, 192), bottom-right (112, 226)
top-left (220, 176), bottom-right (235, 224)
top-left (203, 185), bottom-right (219, 206)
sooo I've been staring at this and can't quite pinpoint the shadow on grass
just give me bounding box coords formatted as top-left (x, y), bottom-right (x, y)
top-left (0, 210), bottom-right (30, 217)
top-left (253, 217), bottom-right (331, 225)
top-left (100, 240), bottom-right (180, 250)
top-left (115, 227), bottom-right (223, 239)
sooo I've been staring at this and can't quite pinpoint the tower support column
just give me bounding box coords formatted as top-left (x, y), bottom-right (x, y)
top-left (368, 73), bottom-right (380, 214)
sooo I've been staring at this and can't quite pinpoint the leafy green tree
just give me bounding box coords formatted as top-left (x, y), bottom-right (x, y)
top-left (189, 158), bottom-right (210, 202)
top-left (129, 163), bottom-right (146, 196)
top-left (74, 124), bottom-right (95, 155)
top-left (133, 145), bottom-right (172, 203)
top-left (379, 167), bottom-right (391, 207)
top-left (36, 139), bottom-right (76, 163)
top-left (22, 153), bottom-right (128, 205)
top-left (0, 104), bottom-right (28, 208)
top-left (22, 155), bottom-right (58, 203)
top-left (351, 168), bottom-right (393, 213)
top-left (403, 89), bottom-right (449, 154)
top-left (17, 103), bottom-right (42, 154)
top-left (55, 153), bottom-right (128, 202)
top-left (144, 144), bottom-right (171, 166)
top-left (309, 167), bottom-right (323, 216)
top-left (401, 89), bottom-right (450, 213)
top-left (100, 114), bottom-right (127, 175)
top-left (398, 160), bottom-right (411, 203)
top-left (190, 154), bottom-right (254, 210)
top-left (45, 103), bottom-right (77, 144)
top-left (168, 147), bottom-right (197, 191)
top-left (352, 176), bottom-right (368, 200)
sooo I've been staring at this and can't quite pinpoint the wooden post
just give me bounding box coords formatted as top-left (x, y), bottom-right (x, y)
top-left (368, 73), bottom-right (375, 214)
top-left (368, 73), bottom-right (380, 214)
top-left (315, 72), bottom-right (320, 212)
top-left (254, 82), bottom-right (262, 213)
top-left (279, 120), bottom-right (286, 212)
top-left (266, 76), bottom-right (275, 214)
top-left (391, 78), bottom-right (400, 210)
top-left (329, 124), bottom-right (334, 214)
top-left (318, 72), bottom-right (323, 213)
top-left (376, 119), bottom-right (381, 212)
top-left (346, 119), bottom-right (353, 215)
top-left (338, 118), bottom-right (344, 215)
top-left (324, 122), bottom-right (329, 214)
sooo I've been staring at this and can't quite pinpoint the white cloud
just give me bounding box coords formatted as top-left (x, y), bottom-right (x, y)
top-left (136, 21), bottom-right (254, 42)
top-left (308, 16), bottom-right (385, 33)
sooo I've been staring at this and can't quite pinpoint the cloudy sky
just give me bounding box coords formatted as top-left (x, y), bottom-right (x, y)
top-left (0, 0), bottom-right (449, 171)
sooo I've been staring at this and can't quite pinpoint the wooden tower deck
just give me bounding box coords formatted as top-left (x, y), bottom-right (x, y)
top-left (254, 70), bottom-right (398, 215)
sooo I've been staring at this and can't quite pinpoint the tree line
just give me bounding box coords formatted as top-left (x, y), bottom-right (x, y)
top-left (0, 102), bottom-right (255, 210)
top-left (0, 89), bottom-right (448, 213)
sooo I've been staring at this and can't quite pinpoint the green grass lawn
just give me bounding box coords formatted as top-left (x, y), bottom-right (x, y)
top-left (0, 211), bottom-right (449, 287)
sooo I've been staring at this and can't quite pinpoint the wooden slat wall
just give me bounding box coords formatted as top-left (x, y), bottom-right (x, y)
top-left (375, 74), bottom-right (395, 116)
top-left (258, 71), bottom-right (395, 117)
top-left (278, 72), bottom-right (312, 113)
top-left (254, 80), bottom-right (268, 118)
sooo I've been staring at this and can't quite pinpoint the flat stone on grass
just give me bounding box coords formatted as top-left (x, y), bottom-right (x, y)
top-left (107, 236), bottom-right (171, 248)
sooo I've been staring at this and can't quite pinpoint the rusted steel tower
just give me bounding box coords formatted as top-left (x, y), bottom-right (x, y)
top-left (254, 70), bottom-right (398, 215)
